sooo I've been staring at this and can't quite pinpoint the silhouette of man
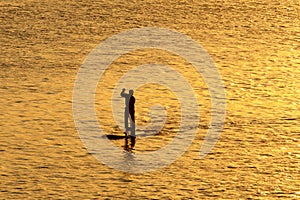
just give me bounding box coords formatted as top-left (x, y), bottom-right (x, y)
top-left (120, 89), bottom-right (135, 136)
top-left (128, 90), bottom-right (135, 123)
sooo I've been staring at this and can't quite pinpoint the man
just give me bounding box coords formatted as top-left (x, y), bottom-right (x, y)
top-left (128, 89), bottom-right (135, 123)
top-left (120, 89), bottom-right (135, 136)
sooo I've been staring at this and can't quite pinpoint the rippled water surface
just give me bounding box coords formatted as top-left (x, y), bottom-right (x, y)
top-left (1, 0), bottom-right (300, 199)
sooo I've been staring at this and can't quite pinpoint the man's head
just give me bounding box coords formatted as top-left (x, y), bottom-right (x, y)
top-left (129, 89), bottom-right (134, 95)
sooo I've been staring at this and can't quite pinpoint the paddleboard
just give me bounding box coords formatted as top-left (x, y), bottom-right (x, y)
top-left (106, 134), bottom-right (128, 140)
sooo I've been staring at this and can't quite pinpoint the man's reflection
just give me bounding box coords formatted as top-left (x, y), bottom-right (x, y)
top-left (123, 135), bottom-right (136, 151)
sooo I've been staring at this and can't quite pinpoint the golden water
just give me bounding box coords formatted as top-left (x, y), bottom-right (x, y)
top-left (1, 0), bottom-right (300, 199)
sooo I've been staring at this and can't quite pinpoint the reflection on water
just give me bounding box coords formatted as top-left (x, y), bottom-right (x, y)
top-left (1, 0), bottom-right (300, 199)
top-left (123, 136), bottom-right (136, 151)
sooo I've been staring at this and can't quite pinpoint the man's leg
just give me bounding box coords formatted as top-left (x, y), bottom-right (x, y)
top-left (130, 136), bottom-right (136, 149)
top-left (129, 110), bottom-right (135, 122)
top-left (124, 109), bottom-right (129, 134)
top-left (129, 111), bottom-right (135, 137)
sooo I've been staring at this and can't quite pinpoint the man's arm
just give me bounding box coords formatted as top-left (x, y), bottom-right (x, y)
top-left (120, 88), bottom-right (126, 97)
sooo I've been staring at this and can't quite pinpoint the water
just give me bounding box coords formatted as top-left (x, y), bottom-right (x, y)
top-left (1, 0), bottom-right (300, 199)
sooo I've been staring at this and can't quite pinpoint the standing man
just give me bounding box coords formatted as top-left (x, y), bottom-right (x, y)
top-left (120, 89), bottom-right (135, 137)
top-left (128, 89), bottom-right (135, 124)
